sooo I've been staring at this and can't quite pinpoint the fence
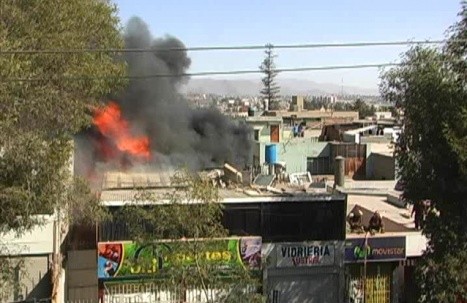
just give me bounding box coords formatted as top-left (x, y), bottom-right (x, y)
top-left (101, 283), bottom-right (256, 303)
top-left (9, 299), bottom-right (51, 303)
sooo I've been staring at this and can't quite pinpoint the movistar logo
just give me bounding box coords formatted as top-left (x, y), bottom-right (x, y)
top-left (353, 245), bottom-right (371, 259)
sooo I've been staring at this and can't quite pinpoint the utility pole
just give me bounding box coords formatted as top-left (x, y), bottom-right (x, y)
top-left (362, 232), bottom-right (369, 303)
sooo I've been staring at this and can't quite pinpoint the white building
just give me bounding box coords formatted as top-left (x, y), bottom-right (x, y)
top-left (1, 214), bottom-right (66, 303)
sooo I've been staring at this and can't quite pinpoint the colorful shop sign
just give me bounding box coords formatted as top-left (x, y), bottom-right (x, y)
top-left (97, 237), bottom-right (261, 280)
top-left (276, 242), bottom-right (335, 267)
top-left (344, 236), bottom-right (406, 263)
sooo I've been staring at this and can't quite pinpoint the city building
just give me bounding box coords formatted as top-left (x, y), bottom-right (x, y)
top-left (64, 169), bottom-right (348, 303)
top-left (332, 179), bottom-right (426, 303)
top-left (289, 95), bottom-right (305, 111)
top-left (264, 110), bottom-right (359, 128)
top-left (1, 214), bottom-right (66, 303)
top-left (246, 116), bottom-right (283, 143)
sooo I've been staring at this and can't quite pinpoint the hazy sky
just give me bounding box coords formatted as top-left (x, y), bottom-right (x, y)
top-left (113, 0), bottom-right (462, 90)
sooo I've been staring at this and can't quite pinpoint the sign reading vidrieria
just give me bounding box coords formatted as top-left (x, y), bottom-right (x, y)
top-left (276, 242), bottom-right (335, 267)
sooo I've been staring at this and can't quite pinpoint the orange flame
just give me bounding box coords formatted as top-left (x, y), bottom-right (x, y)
top-left (93, 102), bottom-right (150, 159)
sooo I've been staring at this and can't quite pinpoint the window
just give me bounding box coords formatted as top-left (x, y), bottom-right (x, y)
top-left (223, 204), bottom-right (261, 236)
top-left (99, 200), bottom-right (346, 242)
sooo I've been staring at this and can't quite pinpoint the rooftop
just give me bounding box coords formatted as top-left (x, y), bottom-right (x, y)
top-left (102, 170), bottom-right (175, 190)
top-left (344, 125), bottom-right (378, 135)
top-left (99, 169), bottom-right (345, 207)
top-left (245, 116), bottom-right (283, 123)
top-left (368, 143), bottom-right (395, 156)
top-left (266, 110), bottom-right (359, 119)
top-left (346, 194), bottom-right (413, 231)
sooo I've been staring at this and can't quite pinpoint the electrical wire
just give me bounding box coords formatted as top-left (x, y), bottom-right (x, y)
top-left (0, 63), bottom-right (401, 83)
top-left (0, 39), bottom-right (462, 55)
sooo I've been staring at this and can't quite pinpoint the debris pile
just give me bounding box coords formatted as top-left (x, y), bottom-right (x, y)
top-left (201, 163), bottom-right (329, 197)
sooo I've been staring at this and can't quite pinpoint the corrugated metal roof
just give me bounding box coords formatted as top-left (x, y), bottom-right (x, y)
top-left (99, 189), bottom-right (172, 202)
top-left (101, 169), bottom-right (176, 190)
top-left (98, 169), bottom-right (345, 205)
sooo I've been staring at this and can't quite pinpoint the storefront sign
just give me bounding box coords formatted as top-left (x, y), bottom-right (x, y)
top-left (344, 236), bottom-right (405, 263)
top-left (97, 236), bottom-right (261, 280)
top-left (276, 242), bottom-right (335, 267)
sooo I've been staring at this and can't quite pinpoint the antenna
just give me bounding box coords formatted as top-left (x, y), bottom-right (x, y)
top-left (341, 77), bottom-right (344, 96)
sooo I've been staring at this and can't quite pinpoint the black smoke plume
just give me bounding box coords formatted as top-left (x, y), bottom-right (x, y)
top-left (75, 17), bottom-right (252, 176)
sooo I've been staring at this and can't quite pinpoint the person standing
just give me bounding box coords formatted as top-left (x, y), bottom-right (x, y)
top-left (412, 200), bottom-right (427, 230)
top-left (293, 123), bottom-right (298, 137)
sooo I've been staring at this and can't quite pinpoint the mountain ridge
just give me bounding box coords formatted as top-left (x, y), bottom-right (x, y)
top-left (181, 78), bottom-right (379, 96)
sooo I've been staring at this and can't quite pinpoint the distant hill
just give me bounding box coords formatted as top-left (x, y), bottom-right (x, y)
top-left (181, 78), bottom-right (379, 96)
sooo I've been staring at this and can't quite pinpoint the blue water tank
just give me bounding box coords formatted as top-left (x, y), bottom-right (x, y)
top-left (265, 144), bottom-right (278, 164)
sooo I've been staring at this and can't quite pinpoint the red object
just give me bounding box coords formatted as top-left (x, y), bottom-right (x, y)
top-left (93, 102), bottom-right (150, 159)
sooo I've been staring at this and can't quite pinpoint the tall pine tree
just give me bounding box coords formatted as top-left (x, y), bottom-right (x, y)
top-left (259, 44), bottom-right (280, 110)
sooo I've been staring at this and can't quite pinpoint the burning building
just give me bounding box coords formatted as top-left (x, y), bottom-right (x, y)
top-left (75, 17), bottom-right (252, 178)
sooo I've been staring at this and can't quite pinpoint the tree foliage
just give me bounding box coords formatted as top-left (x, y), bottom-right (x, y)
top-left (0, 0), bottom-right (125, 232)
top-left (115, 170), bottom-right (263, 303)
top-left (352, 98), bottom-right (376, 119)
top-left (259, 44), bottom-right (280, 110)
top-left (0, 0), bottom-right (126, 300)
top-left (380, 3), bottom-right (467, 302)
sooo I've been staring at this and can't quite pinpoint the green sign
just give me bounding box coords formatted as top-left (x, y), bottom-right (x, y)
top-left (97, 237), bottom-right (261, 280)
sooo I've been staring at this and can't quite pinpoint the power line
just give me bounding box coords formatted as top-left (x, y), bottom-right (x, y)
top-left (0, 39), bottom-right (459, 55)
top-left (0, 62), bottom-right (400, 82)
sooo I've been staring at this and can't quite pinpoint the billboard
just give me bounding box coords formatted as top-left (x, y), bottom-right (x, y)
top-left (276, 242), bottom-right (335, 268)
top-left (97, 237), bottom-right (261, 280)
top-left (344, 236), bottom-right (406, 263)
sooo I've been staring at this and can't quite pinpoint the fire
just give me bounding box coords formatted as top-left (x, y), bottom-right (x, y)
top-left (93, 102), bottom-right (150, 159)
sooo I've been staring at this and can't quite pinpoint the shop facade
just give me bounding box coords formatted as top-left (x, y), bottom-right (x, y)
top-left (264, 241), bottom-right (345, 303)
top-left (97, 236), bottom-right (262, 302)
top-left (344, 235), bottom-right (406, 303)
top-left (65, 193), bottom-right (348, 302)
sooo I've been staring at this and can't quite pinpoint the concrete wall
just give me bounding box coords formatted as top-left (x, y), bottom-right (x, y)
top-left (258, 123), bottom-right (275, 142)
top-left (3, 255), bottom-right (52, 302)
top-left (249, 121), bottom-right (284, 143)
top-left (361, 135), bottom-right (392, 144)
top-left (274, 140), bottom-right (329, 173)
top-left (406, 233), bottom-right (428, 257)
top-left (343, 132), bottom-right (358, 143)
top-left (254, 140), bottom-right (329, 173)
top-left (1, 216), bottom-right (55, 256)
top-left (66, 250), bottom-right (98, 302)
top-left (368, 153), bottom-right (396, 180)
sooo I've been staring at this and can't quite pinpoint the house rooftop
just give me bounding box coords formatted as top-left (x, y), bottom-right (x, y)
top-left (265, 110), bottom-right (359, 119)
top-left (245, 116), bottom-right (283, 123)
top-left (369, 143), bottom-right (394, 156)
top-left (99, 170), bottom-right (346, 207)
top-left (344, 125), bottom-right (378, 135)
top-left (345, 193), bottom-right (426, 257)
top-left (101, 170), bottom-right (175, 190)
top-left (346, 194), bottom-right (413, 230)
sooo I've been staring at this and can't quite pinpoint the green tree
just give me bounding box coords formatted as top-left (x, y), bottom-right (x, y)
top-left (352, 98), bottom-right (376, 119)
top-left (115, 170), bottom-right (263, 303)
top-left (380, 4), bottom-right (467, 302)
top-left (259, 44), bottom-right (280, 110)
top-left (0, 0), bottom-right (126, 301)
top-left (333, 101), bottom-right (353, 111)
top-left (378, 105), bottom-right (399, 119)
